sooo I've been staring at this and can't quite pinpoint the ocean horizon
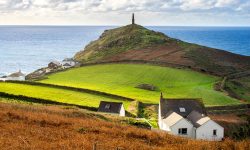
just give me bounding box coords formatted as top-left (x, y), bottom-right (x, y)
top-left (0, 25), bottom-right (250, 76)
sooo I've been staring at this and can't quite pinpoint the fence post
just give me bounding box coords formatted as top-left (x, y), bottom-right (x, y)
top-left (93, 143), bottom-right (97, 150)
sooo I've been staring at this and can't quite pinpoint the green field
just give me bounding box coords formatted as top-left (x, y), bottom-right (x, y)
top-left (0, 82), bottom-right (130, 108)
top-left (40, 64), bottom-right (241, 106)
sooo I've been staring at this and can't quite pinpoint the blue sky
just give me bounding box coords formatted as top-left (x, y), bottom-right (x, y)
top-left (0, 0), bottom-right (250, 26)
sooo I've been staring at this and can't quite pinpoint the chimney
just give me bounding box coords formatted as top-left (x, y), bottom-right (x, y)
top-left (160, 92), bottom-right (163, 99)
top-left (132, 13), bottom-right (135, 25)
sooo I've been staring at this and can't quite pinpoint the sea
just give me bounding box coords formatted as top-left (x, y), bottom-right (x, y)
top-left (0, 26), bottom-right (250, 76)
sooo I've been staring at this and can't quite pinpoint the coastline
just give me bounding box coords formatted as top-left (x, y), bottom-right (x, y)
top-left (1, 26), bottom-right (250, 77)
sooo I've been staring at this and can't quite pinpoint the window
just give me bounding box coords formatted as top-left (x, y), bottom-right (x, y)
top-left (213, 129), bottom-right (217, 136)
top-left (179, 107), bottom-right (186, 112)
top-left (105, 104), bottom-right (110, 109)
top-left (178, 128), bottom-right (187, 135)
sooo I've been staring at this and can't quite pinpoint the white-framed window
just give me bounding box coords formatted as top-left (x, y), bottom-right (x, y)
top-left (213, 129), bottom-right (217, 136)
top-left (178, 128), bottom-right (187, 135)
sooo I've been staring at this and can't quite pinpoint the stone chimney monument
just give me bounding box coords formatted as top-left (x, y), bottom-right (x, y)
top-left (132, 13), bottom-right (135, 24)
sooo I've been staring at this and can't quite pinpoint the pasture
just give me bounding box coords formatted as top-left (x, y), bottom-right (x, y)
top-left (40, 64), bottom-right (241, 106)
top-left (0, 82), bottom-right (130, 108)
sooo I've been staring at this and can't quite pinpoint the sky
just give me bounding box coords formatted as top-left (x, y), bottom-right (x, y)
top-left (0, 0), bottom-right (250, 26)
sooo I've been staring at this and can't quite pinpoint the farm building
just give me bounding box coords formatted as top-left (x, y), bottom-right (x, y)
top-left (98, 101), bottom-right (125, 116)
top-left (48, 61), bottom-right (62, 69)
top-left (2, 70), bottom-right (26, 81)
top-left (62, 63), bottom-right (72, 69)
top-left (158, 94), bottom-right (224, 141)
top-left (62, 58), bottom-right (77, 69)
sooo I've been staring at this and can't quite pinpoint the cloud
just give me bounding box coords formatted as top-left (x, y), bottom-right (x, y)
top-left (0, 0), bottom-right (249, 25)
top-left (0, 0), bottom-right (31, 12)
top-left (1, 0), bottom-right (249, 12)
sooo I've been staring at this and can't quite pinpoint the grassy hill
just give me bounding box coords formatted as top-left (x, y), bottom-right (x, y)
top-left (40, 64), bottom-right (241, 106)
top-left (1, 102), bottom-right (249, 150)
top-left (72, 24), bottom-right (250, 102)
top-left (74, 24), bottom-right (169, 63)
top-left (74, 24), bottom-right (250, 77)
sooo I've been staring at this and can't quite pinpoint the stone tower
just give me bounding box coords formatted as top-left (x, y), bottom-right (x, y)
top-left (132, 13), bottom-right (135, 24)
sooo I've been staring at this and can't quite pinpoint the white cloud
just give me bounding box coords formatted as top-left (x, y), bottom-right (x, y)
top-left (0, 0), bottom-right (249, 25)
top-left (215, 0), bottom-right (238, 7)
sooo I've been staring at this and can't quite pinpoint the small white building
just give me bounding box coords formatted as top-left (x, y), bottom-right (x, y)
top-left (4, 70), bottom-right (25, 81)
top-left (98, 101), bottom-right (125, 117)
top-left (62, 58), bottom-right (76, 69)
top-left (158, 94), bottom-right (224, 141)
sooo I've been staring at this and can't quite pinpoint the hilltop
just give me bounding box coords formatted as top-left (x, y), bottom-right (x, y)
top-left (74, 24), bottom-right (169, 63)
top-left (74, 24), bottom-right (250, 77)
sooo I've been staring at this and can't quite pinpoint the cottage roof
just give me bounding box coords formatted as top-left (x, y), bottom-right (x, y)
top-left (160, 97), bottom-right (206, 119)
top-left (49, 61), bottom-right (61, 66)
top-left (162, 111), bottom-right (183, 127)
top-left (8, 70), bottom-right (25, 77)
top-left (63, 63), bottom-right (71, 66)
top-left (186, 110), bottom-right (210, 127)
top-left (98, 101), bottom-right (123, 114)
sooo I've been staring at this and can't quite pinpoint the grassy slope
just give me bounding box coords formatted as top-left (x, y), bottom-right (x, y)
top-left (225, 77), bottom-right (250, 102)
top-left (40, 64), bottom-right (241, 106)
top-left (1, 102), bottom-right (249, 150)
top-left (0, 82), bottom-right (130, 108)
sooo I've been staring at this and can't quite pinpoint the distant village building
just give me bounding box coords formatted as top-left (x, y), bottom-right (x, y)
top-left (98, 101), bottom-right (125, 116)
top-left (63, 63), bottom-right (72, 68)
top-left (62, 58), bottom-right (77, 69)
top-left (48, 61), bottom-right (62, 69)
top-left (158, 94), bottom-right (224, 141)
top-left (2, 70), bottom-right (26, 81)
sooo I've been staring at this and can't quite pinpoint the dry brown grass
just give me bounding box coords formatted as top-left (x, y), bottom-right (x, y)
top-left (210, 114), bottom-right (248, 124)
top-left (0, 102), bottom-right (249, 150)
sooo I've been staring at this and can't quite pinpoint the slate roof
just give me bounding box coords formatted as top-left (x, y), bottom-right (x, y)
top-left (98, 101), bottom-right (123, 114)
top-left (63, 63), bottom-right (71, 66)
top-left (160, 97), bottom-right (206, 119)
top-left (162, 112), bottom-right (183, 127)
top-left (186, 110), bottom-right (210, 128)
top-left (49, 61), bottom-right (61, 66)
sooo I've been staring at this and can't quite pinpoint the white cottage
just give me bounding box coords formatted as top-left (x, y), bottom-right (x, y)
top-left (98, 101), bottom-right (125, 117)
top-left (158, 94), bottom-right (224, 141)
top-left (6, 70), bottom-right (25, 81)
top-left (62, 58), bottom-right (76, 69)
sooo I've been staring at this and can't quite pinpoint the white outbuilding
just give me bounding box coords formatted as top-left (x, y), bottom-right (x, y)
top-left (158, 94), bottom-right (224, 141)
top-left (62, 58), bottom-right (77, 69)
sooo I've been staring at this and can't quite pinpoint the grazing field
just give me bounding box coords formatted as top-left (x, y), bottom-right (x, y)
top-left (1, 102), bottom-right (249, 150)
top-left (41, 64), bottom-right (241, 106)
top-left (0, 82), bottom-right (130, 108)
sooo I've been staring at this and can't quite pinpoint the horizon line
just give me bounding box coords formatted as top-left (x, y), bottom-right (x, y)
top-left (0, 24), bottom-right (250, 27)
